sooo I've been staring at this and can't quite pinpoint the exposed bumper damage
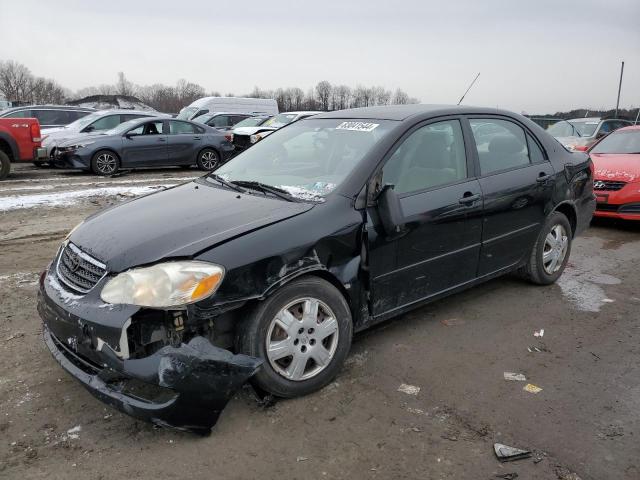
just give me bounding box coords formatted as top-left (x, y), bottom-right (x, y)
top-left (38, 268), bottom-right (262, 435)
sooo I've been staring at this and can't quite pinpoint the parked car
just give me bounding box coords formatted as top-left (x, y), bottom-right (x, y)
top-left (51, 117), bottom-right (234, 175)
top-left (548, 117), bottom-right (633, 151)
top-left (38, 104), bottom-right (595, 433)
top-left (177, 97), bottom-right (278, 120)
top-left (0, 118), bottom-right (47, 179)
top-left (589, 125), bottom-right (640, 220)
top-left (0, 105), bottom-right (96, 130)
top-left (191, 112), bottom-right (254, 131)
top-left (232, 111), bottom-right (321, 152)
top-left (41, 109), bottom-right (167, 164)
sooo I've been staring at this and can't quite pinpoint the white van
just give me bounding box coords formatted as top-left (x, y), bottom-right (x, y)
top-left (177, 97), bottom-right (278, 120)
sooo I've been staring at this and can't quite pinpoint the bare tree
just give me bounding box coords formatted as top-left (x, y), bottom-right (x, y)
top-left (0, 60), bottom-right (33, 102)
top-left (392, 88), bottom-right (409, 105)
top-left (315, 80), bottom-right (332, 111)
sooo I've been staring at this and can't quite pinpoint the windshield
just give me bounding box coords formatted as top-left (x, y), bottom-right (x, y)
top-left (234, 116), bottom-right (269, 128)
top-left (106, 119), bottom-right (144, 135)
top-left (66, 112), bottom-right (104, 130)
top-left (591, 129), bottom-right (640, 154)
top-left (570, 120), bottom-right (599, 137)
top-left (214, 118), bottom-right (396, 201)
top-left (177, 106), bottom-right (200, 120)
top-left (192, 113), bottom-right (214, 124)
top-left (263, 113), bottom-right (298, 128)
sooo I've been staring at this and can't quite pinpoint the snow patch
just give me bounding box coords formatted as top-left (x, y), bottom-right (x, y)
top-left (558, 260), bottom-right (621, 312)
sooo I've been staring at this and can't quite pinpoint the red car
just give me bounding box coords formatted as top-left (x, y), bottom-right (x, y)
top-left (0, 117), bottom-right (47, 179)
top-left (589, 125), bottom-right (640, 220)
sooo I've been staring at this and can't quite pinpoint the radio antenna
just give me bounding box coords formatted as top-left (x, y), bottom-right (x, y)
top-left (457, 72), bottom-right (480, 105)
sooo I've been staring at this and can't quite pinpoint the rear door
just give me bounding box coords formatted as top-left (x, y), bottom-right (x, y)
top-left (367, 117), bottom-right (483, 317)
top-left (466, 117), bottom-right (554, 276)
top-left (167, 120), bottom-right (203, 165)
top-left (121, 120), bottom-right (168, 167)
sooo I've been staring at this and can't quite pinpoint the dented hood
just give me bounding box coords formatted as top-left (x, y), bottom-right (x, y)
top-left (70, 180), bottom-right (314, 272)
top-left (591, 153), bottom-right (640, 184)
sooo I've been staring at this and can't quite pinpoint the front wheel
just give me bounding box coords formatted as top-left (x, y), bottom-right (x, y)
top-left (91, 150), bottom-right (120, 176)
top-left (522, 211), bottom-right (572, 285)
top-left (196, 148), bottom-right (219, 171)
top-left (0, 150), bottom-right (10, 180)
top-left (238, 276), bottom-right (353, 398)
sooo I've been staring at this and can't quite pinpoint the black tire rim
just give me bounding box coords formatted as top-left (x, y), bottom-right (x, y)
top-left (95, 153), bottom-right (117, 174)
top-left (200, 150), bottom-right (218, 170)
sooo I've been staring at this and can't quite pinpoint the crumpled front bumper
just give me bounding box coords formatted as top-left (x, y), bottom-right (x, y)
top-left (38, 275), bottom-right (262, 434)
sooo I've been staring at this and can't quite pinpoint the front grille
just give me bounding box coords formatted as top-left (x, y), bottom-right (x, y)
top-left (56, 243), bottom-right (107, 293)
top-left (596, 203), bottom-right (619, 212)
top-left (233, 134), bottom-right (251, 149)
top-left (594, 180), bottom-right (626, 191)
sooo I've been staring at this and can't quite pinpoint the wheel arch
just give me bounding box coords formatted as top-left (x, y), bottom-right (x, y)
top-left (552, 201), bottom-right (577, 237)
top-left (0, 133), bottom-right (18, 161)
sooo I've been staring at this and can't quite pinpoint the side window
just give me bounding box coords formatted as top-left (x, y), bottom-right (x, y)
top-left (599, 122), bottom-right (613, 134)
top-left (231, 115), bottom-right (248, 125)
top-left (469, 119), bottom-right (530, 175)
top-left (210, 115), bottom-right (232, 128)
top-left (129, 121), bottom-right (164, 135)
top-left (121, 114), bottom-right (145, 122)
top-left (5, 109), bottom-right (31, 118)
top-left (90, 115), bottom-right (121, 131)
top-left (526, 134), bottom-right (545, 163)
top-left (33, 110), bottom-right (67, 125)
top-left (68, 111), bottom-right (89, 122)
top-left (169, 120), bottom-right (196, 134)
top-left (382, 119), bottom-right (467, 195)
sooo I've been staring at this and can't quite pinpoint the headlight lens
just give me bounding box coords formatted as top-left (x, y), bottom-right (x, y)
top-left (100, 261), bottom-right (224, 308)
top-left (65, 141), bottom-right (95, 150)
top-left (249, 134), bottom-right (262, 144)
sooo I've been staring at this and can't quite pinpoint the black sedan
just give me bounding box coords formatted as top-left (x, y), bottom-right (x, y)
top-left (38, 104), bottom-right (595, 433)
top-left (52, 117), bottom-right (234, 175)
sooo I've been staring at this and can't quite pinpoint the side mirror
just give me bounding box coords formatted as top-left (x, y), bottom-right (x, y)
top-left (376, 184), bottom-right (404, 235)
top-left (83, 125), bottom-right (95, 133)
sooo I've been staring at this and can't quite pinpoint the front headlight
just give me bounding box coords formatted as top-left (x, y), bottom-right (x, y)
top-left (100, 261), bottom-right (224, 308)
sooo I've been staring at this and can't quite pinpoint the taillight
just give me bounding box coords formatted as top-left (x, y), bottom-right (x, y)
top-left (30, 123), bottom-right (42, 143)
top-left (225, 133), bottom-right (233, 142)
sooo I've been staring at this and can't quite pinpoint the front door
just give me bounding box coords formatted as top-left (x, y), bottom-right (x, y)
top-left (121, 120), bottom-right (168, 167)
top-left (466, 117), bottom-right (555, 275)
top-left (367, 118), bottom-right (483, 317)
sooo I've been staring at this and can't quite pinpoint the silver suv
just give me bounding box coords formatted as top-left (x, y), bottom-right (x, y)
top-left (0, 105), bottom-right (96, 130)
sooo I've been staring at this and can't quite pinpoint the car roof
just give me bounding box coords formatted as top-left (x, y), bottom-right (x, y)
top-left (92, 109), bottom-right (164, 116)
top-left (312, 104), bottom-right (519, 121)
top-left (568, 117), bottom-right (601, 123)
top-left (1, 105), bottom-right (96, 112)
top-left (616, 125), bottom-right (640, 132)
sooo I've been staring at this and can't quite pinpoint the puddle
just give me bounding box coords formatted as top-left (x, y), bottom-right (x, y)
top-left (558, 258), bottom-right (621, 312)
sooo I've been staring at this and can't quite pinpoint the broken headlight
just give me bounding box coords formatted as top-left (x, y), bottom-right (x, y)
top-left (100, 261), bottom-right (224, 308)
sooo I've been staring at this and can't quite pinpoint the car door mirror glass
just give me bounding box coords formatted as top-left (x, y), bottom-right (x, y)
top-left (376, 184), bottom-right (404, 235)
top-left (83, 125), bottom-right (95, 133)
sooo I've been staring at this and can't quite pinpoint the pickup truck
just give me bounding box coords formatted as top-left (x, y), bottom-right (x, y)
top-left (0, 118), bottom-right (47, 179)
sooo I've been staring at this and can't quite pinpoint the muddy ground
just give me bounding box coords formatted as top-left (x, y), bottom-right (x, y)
top-left (1, 164), bottom-right (639, 479)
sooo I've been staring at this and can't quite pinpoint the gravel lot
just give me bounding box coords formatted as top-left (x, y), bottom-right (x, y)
top-left (1, 164), bottom-right (639, 479)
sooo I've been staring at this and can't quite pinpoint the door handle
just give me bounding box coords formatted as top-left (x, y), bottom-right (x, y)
top-left (193, 136), bottom-right (202, 140)
top-left (158, 137), bottom-right (166, 142)
top-left (459, 193), bottom-right (481, 205)
top-left (536, 173), bottom-right (551, 182)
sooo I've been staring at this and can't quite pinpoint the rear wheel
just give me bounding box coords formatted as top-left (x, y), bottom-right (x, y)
top-left (0, 150), bottom-right (10, 180)
top-left (522, 211), bottom-right (572, 285)
top-left (238, 276), bottom-right (353, 398)
top-left (196, 148), bottom-right (219, 171)
top-left (91, 150), bottom-right (120, 176)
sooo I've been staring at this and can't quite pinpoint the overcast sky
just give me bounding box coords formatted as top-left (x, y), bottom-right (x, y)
top-left (1, 0), bottom-right (638, 113)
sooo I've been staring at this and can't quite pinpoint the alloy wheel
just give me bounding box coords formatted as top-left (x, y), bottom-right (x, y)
top-left (542, 224), bottom-right (569, 274)
top-left (265, 297), bottom-right (339, 381)
top-left (95, 153), bottom-right (117, 174)
top-left (200, 150), bottom-right (218, 170)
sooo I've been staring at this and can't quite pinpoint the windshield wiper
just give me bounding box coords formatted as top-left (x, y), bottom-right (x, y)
top-left (206, 174), bottom-right (246, 193)
top-left (232, 180), bottom-right (300, 202)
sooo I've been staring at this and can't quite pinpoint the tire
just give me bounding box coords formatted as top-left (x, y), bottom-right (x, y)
top-left (33, 161), bottom-right (48, 168)
top-left (196, 148), bottom-right (219, 171)
top-left (238, 276), bottom-right (353, 398)
top-left (0, 150), bottom-right (10, 180)
top-left (522, 211), bottom-right (572, 285)
top-left (90, 150), bottom-right (120, 176)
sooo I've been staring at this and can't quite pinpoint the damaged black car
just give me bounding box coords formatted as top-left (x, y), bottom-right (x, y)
top-left (38, 105), bottom-right (596, 434)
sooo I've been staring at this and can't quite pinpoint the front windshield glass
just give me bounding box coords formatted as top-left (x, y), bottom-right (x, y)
top-left (214, 118), bottom-right (397, 201)
top-left (106, 119), bottom-right (143, 135)
top-left (67, 112), bottom-right (104, 130)
top-left (263, 113), bottom-right (298, 128)
top-left (234, 116), bottom-right (269, 128)
top-left (177, 106), bottom-right (199, 120)
top-left (547, 120), bottom-right (578, 137)
top-left (591, 130), bottom-right (640, 154)
top-left (192, 114), bottom-right (214, 124)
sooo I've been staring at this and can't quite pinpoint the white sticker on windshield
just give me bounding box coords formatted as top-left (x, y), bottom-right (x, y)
top-left (336, 121), bottom-right (379, 132)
